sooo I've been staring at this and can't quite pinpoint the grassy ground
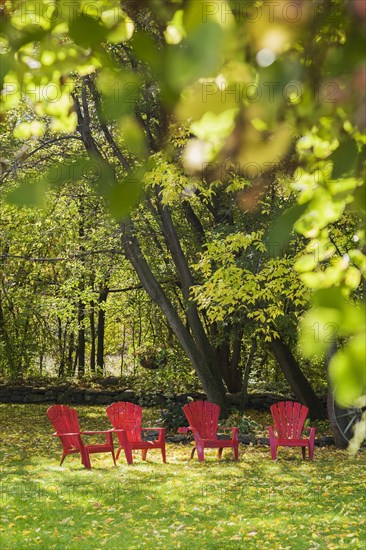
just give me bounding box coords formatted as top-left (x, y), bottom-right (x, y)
top-left (0, 404), bottom-right (365, 549)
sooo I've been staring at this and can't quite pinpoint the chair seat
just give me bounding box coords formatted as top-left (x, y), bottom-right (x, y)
top-left (129, 440), bottom-right (163, 449)
top-left (200, 439), bottom-right (234, 448)
top-left (85, 443), bottom-right (116, 453)
top-left (276, 438), bottom-right (309, 447)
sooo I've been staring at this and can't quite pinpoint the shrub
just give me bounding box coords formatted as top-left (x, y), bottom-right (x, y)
top-left (222, 413), bottom-right (262, 435)
top-left (159, 399), bottom-right (188, 432)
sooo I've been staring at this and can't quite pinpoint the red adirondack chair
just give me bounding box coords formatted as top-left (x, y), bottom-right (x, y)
top-left (178, 400), bottom-right (239, 462)
top-left (106, 402), bottom-right (166, 465)
top-left (47, 405), bottom-right (116, 469)
top-left (267, 401), bottom-right (316, 460)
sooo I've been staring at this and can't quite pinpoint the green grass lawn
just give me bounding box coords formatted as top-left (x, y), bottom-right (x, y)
top-left (1, 404), bottom-right (365, 549)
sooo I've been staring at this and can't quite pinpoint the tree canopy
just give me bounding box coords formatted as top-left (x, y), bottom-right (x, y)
top-left (0, 1), bottom-right (365, 429)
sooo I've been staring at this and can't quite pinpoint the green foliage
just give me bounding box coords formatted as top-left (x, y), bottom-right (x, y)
top-left (292, 125), bottom-right (366, 415)
top-left (191, 221), bottom-right (308, 341)
top-left (1, 0), bottom-right (365, 425)
top-left (159, 399), bottom-right (188, 432)
top-left (137, 347), bottom-right (168, 370)
top-left (222, 413), bottom-right (262, 436)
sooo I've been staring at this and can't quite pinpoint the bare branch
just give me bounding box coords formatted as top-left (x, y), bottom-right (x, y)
top-left (0, 136), bottom-right (83, 185)
top-left (0, 249), bottom-right (125, 263)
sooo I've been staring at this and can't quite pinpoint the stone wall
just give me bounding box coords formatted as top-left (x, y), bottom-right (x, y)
top-left (0, 384), bottom-right (293, 410)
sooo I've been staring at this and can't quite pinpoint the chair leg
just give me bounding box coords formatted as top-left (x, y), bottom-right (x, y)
top-left (233, 443), bottom-right (239, 461)
top-left (302, 447), bottom-right (306, 460)
top-left (270, 442), bottom-right (277, 460)
top-left (123, 445), bottom-right (133, 465)
top-left (81, 449), bottom-right (91, 469)
top-left (196, 442), bottom-right (205, 462)
top-left (308, 442), bottom-right (314, 461)
top-left (197, 449), bottom-right (205, 462)
top-left (106, 433), bottom-right (116, 465)
top-left (141, 449), bottom-right (148, 461)
top-left (60, 452), bottom-right (67, 466)
top-left (116, 447), bottom-right (122, 460)
top-left (190, 447), bottom-right (196, 460)
top-left (161, 444), bottom-right (166, 463)
top-left (308, 428), bottom-right (316, 461)
top-left (218, 448), bottom-right (223, 460)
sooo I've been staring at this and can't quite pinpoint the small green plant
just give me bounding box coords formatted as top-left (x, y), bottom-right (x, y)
top-left (222, 412), bottom-right (262, 435)
top-left (136, 347), bottom-right (168, 370)
top-left (159, 399), bottom-right (188, 431)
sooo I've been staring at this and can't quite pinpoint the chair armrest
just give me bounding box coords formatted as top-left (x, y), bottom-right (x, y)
top-left (79, 430), bottom-right (115, 435)
top-left (178, 427), bottom-right (191, 434)
top-left (303, 426), bottom-right (316, 440)
top-left (52, 432), bottom-right (81, 437)
top-left (53, 430), bottom-right (116, 436)
top-left (142, 428), bottom-right (165, 441)
top-left (217, 427), bottom-right (239, 440)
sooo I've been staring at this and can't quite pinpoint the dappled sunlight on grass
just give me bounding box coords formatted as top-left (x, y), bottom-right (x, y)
top-left (1, 404), bottom-right (365, 549)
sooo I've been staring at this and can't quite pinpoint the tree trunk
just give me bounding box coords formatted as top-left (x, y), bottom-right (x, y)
top-left (120, 324), bottom-right (126, 376)
top-left (269, 336), bottom-right (326, 419)
top-left (155, 196), bottom-right (222, 374)
top-left (77, 193), bottom-right (86, 377)
top-left (218, 332), bottom-right (243, 394)
top-left (325, 342), bottom-right (347, 447)
top-left (66, 332), bottom-right (75, 376)
top-left (121, 220), bottom-right (228, 410)
top-left (242, 339), bottom-right (257, 407)
top-left (228, 326), bottom-right (244, 392)
top-left (57, 317), bottom-right (64, 377)
top-left (0, 297), bottom-right (15, 374)
top-left (77, 299), bottom-right (85, 377)
top-left (90, 301), bottom-right (96, 373)
top-left (96, 288), bottom-right (108, 374)
top-left (154, 196), bottom-right (233, 400)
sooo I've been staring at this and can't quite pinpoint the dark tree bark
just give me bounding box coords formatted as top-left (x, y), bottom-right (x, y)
top-left (90, 301), bottom-right (96, 373)
top-left (121, 219), bottom-right (228, 409)
top-left (96, 288), bottom-right (109, 374)
top-left (76, 195), bottom-right (86, 377)
top-left (242, 339), bottom-right (257, 407)
top-left (0, 296), bottom-right (15, 374)
top-left (269, 336), bottom-right (326, 419)
top-left (217, 327), bottom-right (244, 394)
top-left (154, 192), bottom-right (223, 379)
top-left (66, 332), bottom-right (75, 376)
top-left (120, 324), bottom-right (126, 376)
top-left (77, 299), bottom-right (85, 377)
top-left (57, 317), bottom-right (65, 377)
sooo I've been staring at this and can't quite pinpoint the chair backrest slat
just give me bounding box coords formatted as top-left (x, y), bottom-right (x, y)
top-left (270, 401), bottom-right (309, 439)
top-left (183, 401), bottom-right (220, 439)
top-left (106, 402), bottom-right (143, 442)
top-left (47, 405), bottom-right (81, 450)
